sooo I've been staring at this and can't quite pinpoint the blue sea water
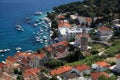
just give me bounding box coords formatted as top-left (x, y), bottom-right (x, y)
top-left (0, 0), bottom-right (83, 61)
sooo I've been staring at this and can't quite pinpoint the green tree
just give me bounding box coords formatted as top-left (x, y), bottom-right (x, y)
top-left (37, 48), bottom-right (42, 54)
top-left (51, 20), bottom-right (58, 29)
top-left (90, 49), bottom-right (99, 55)
top-left (65, 49), bottom-right (84, 63)
top-left (108, 75), bottom-right (117, 80)
top-left (44, 59), bottom-right (65, 69)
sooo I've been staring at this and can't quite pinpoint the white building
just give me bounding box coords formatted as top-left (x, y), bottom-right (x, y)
top-left (96, 26), bottom-right (113, 41)
top-left (77, 16), bottom-right (92, 26)
top-left (92, 61), bottom-right (110, 72)
top-left (59, 27), bottom-right (91, 41)
top-left (70, 15), bottom-right (77, 20)
top-left (71, 64), bottom-right (90, 76)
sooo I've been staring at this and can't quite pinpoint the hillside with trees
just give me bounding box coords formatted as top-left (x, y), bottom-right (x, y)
top-left (53, 0), bottom-right (120, 23)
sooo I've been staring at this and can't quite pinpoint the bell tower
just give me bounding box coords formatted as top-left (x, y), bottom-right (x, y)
top-left (81, 26), bottom-right (88, 51)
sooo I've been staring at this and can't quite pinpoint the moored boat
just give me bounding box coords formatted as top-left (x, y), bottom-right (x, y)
top-left (34, 11), bottom-right (42, 15)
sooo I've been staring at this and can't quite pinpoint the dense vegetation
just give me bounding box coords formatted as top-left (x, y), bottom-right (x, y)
top-left (65, 49), bottom-right (84, 63)
top-left (44, 59), bottom-right (65, 69)
top-left (105, 40), bottom-right (120, 57)
top-left (53, 0), bottom-right (120, 23)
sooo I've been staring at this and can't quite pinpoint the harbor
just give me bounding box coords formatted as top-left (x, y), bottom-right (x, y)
top-left (0, 0), bottom-right (80, 61)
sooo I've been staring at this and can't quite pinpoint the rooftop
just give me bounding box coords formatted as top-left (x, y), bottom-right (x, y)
top-left (91, 72), bottom-right (109, 80)
top-left (45, 41), bottom-right (68, 52)
top-left (75, 64), bottom-right (90, 71)
top-left (98, 26), bottom-right (111, 31)
top-left (57, 15), bottom-right (65, 19)
top-left (6, 56), bottom-right (17, 63)
top-left (58, 20), bottom-right (71, 28)
top-left (95, 61), bottom-right (110, 67)
top-left (23, 68), bottom-right (40, 77)
top-left (34, 53), bottom-right (45, 59)
top-left (14, 52), bottom-right (31, 58)
top-left (85, 17), bottom-right (92, 22)
top-left (50, 66), bottom-right (72, 76)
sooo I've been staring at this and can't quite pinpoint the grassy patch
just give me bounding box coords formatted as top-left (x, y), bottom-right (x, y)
top-left (66, 55), bottom-right (100, 66)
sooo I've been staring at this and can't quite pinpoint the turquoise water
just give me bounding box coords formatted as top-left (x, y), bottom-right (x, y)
top-left (0, 0), bottom-right (82, 61)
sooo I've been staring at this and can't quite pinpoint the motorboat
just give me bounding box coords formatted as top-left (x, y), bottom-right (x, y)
top-left (15, 25), bottom-right (22, 28)
top-left (16, 47), bottom-right (22, 51)
top-left (0, 50), bottom-right (4, 53)
top-left (16, 28), bottom-right (24, 31)
top-left (45, 40), bottom-right (48, 42)
top-left (34, 11), bottom-right (42, 15)
top-left (40, 29), bottom-right (44, 33)
top-left (43, 36), bottom-right (47, 40)
top-left (1, 54), bottom-right (4, 57)
top-left (15, 25), bottom-right (24, 31)
top-left (0, 48), bottom-right (10, 53)
top-left (40, 39), bottom-right (43, 43)
top-left (33, 23), bottom-right (38, 26)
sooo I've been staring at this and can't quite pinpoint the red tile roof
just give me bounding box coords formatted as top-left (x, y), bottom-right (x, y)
top-left (15, 52), bottom-right (31, 58)
top-left (45, 41), bottom-right (68, 52)
top-left (91, 72), bottom-right (109, 80)
top-left (75, 64), bottom-right (90, 71)
top-left (19, 58), bottom-right (28, 64)
top-left (95, 61), bottom-right (110, 67)
top-left (98, 26), bottom-right (111, 31)
top-left (23, 68), bottom-right (40, 77)
top-left (0, 62), bottom-right (6, 68)
top-left (116, 54), bottom-right (120, 59)
top-left (50, 66), bottom-right (72, 76)
top-left (34, 53), bottom-right (45, 59)
top-left (57, 15), bottom-right (65, 19)
top-left (85, 17), bottom-right (92, 22)
top-left (6, 56), bottom-right (17, 63)
top-left (58, 20), bottom-right (71, 28)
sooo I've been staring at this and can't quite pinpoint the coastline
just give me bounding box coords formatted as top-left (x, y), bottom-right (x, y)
top-left (0, 0), bottom-right (82, 61)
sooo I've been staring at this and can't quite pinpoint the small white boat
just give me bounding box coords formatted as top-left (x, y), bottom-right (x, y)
top-left (16, 28), bottom-right (24, 31)
top-left (15, 25), bottom-right (24, 31)
top-left (40, 30), bottom-right (44, 33)
top-left (1, 54), bottom-right (4, 57)
top-left (17, 50), bottom-right (20, 53)
top-left (6, 49), bottom-right (10, 51)
top-left (34, 11), bottom-right (42, 15)
top-left (0, 50), bottom-right (4, 53)
top-left (15, 25), bottom-right (22, 28)
top-left (43, 36), bottom-right (47, 40)
top-left (16, 47), bottom-right (22, 51)
top-left (35, 36), bottom-right (40, 39)
top-left (34, 23), bottom-right (38, 26)
top-left (38, 22), bottom-right (42, 25)
top-left (4, 49), bottom-right (7, 52)
top-left (45, 40), bottom-right (48, 42)
top-left (36, 39), bottom-right (40, 42)
top-left (40, 39), bottom-right (43, 43)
